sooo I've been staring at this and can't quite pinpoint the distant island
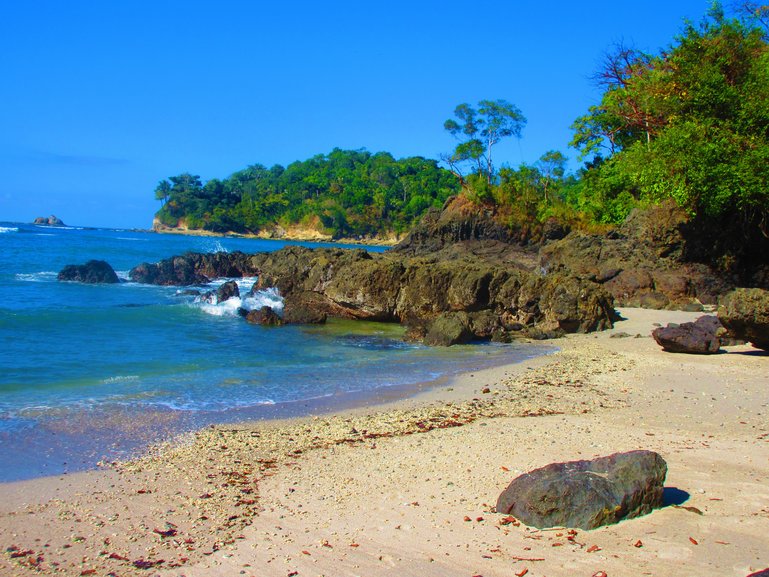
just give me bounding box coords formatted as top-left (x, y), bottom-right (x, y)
top-left (33, 215), bottom-right (66, 226)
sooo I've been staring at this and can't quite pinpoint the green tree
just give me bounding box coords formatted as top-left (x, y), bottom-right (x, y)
top-left (444, 99), bottom-right (527, 184)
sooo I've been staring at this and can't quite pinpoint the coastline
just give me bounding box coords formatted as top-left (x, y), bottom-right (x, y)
top-left (151, 223), bottom-right (402, 247)
top-left (1, 308), bottom-right (767, 576)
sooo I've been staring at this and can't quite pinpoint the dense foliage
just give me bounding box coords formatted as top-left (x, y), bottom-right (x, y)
top-left (154, 149), bottom-right (459, 238)
top-left (443, 4), bottom-right (769, 249)
top-left (568, 4), bottom-right (769, 230)
top-left (154, 4), bottom-right (768, 250)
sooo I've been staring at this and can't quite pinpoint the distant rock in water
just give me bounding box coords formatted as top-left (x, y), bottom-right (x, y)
top-left (33, 215), bottom-right (65, 226)
top-left (496, 450), bottom-right (667, 530)
top-left (58, 260), bottom-right (120, 284)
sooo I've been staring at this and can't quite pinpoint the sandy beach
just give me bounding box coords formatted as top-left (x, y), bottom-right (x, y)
top-left (1, 307), bottom-right (767, 577)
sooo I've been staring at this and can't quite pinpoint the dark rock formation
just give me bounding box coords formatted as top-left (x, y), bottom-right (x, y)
top-left (216, 280), bottom-right (240, 303)
top-left (393, 196), bottom-right (519, 256)
top-left (244, 306), bottom-right (283, 326)
top-left (129, 251), bottom-right (261, 285)
top-left (718, 288), bottom-right (769, 350)
top-left (58, 260), bottom-right (119, 284)
top-left (127, 244), bottom-right (618, 345)
top-left (651, 315), bottom-right (723, 354)
top-left (33, 215), bottom-right (65, 226)
top-left (540, 202), bottom-right (735, 308)
top-left (423, 312), bottom-right (475, 346)
top-left (496, 450), bottom-right (667, 530)
top-left (282, 291), bottom-right (329, 324)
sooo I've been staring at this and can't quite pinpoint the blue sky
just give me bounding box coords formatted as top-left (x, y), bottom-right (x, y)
top-left (1, 0), bottom-right (713, 228)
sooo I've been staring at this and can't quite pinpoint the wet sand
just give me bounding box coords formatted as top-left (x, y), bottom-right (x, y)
top-left (1, 308), bottom-right (767, 576)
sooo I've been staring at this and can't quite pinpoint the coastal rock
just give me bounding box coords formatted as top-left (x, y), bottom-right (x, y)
top-left (129, 245), bottom-right (618, 345)
top-left (718, 288), bottom-right (769, 350)
top-left (281, 291), bottom-right (329, 324)
top-left (496, 450), bottom-right (667, 530)
top-left (423, 312), bottom-right (474, 346)
top-left (33, 215), bottom-right (65, 226)
top-left (245, 306), bottom-right (283, 326)
top-left (57, 260), bottom-right (119, 284)
top-left (216, 280), bottom-right (240, 303)
top-left (129, 252), bottom-right (261, 286)
top-left (129, 255), bottom-right (210, 285)
top-left (393, 196), bottom-right (518, 256)
top-left (539, 202), bottom-right (736, 308)
top-left (651, 316), bottom-right (722, 354)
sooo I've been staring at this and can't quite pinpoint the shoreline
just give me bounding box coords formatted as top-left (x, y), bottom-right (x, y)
top-left (0, 339), bottom-right (553, 485)
top-left (1, 308), bottom-right (767, 576)
top-left (152, 224), bottom-right (402, 247)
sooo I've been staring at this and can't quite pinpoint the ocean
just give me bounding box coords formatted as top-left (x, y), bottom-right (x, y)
top-left (0, 222), bottom-right (551, 482)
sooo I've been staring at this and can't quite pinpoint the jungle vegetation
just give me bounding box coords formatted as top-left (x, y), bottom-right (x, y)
top-left (155, 3), bottom-right (768, 242)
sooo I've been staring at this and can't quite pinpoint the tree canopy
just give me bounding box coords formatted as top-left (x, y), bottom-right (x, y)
top-left (569, 4), bottom-right (769, 231)
top-left (444, 99), bottom-right (527, 185)
top-left (154, 149), bottom-right (459, 238)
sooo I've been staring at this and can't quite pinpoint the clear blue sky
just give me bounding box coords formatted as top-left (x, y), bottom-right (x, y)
top-left (1, 0), bottom-right (713, 228)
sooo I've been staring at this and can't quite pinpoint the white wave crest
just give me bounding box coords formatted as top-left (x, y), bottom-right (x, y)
top-left (101, 375), bottom-right (140, 384)
top-left (199, 296), bottom-right (244, 316)
top-left (204, 239), bottom-right (229, 254)
top-left (0, 226), bottom-right (18, 233)
top-left (196, 285), bottom-right (283, 317)
top-left (243, 287), bottom-right (284, 313)
top-left (15, 271), bottom-right (57, 282)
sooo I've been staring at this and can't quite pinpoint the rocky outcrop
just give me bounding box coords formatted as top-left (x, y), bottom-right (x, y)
top-left (718, 288), bottom-right (769, 351)
top-left (34, 215), bottom-right (65, 226)
top-left (58, 260), bottom-right (119, 284)
top-left (216, 281), bottom-right (240, 303)
top-left (496, 450), bottom-right (667, 530)
top-left (281, 291), bottom-right (329, 324)
top-left (127, 245), bottom-right (617, 344)
top-left (394, 196), bottom-right (519, 256)
top-left (651, 315), bottom-right (724, 354)
top-left (129, 252), bottom-right (262, 285)
top-left (540, 202), bottom-right (735, 308)
top-left (242, 306), bottom-right (283, 326)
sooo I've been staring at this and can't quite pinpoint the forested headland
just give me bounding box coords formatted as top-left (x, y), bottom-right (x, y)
top-left (153, 4), bottom-right (768, 255)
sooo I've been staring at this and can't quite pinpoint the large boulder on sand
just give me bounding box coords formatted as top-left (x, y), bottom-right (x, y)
top-left (58, 260), bottom-right (119, 284)
top-left (651, 315), bottom-right (723, 354)
top-left (496, 450), bottom-right (667, 530)
top-left (718, 288), bottom-right (769, 351)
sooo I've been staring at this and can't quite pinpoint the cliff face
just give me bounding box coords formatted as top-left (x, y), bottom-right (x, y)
top-left (396, 196), bottom-right (763, 310)
top-left (539, 202), bottom-right (766, 309)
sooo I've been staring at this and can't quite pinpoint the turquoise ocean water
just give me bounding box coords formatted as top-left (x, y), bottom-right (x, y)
top-left (0, 222), bottom-right (551, 482)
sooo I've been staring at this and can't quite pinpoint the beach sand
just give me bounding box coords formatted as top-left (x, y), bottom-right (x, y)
top-left (1, 308), bottom-right (767, 576)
